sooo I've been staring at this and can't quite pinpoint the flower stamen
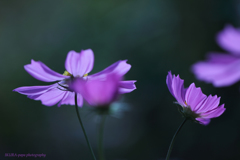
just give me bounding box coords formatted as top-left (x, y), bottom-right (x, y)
top-left (63, 70), bottom-right (72, 76)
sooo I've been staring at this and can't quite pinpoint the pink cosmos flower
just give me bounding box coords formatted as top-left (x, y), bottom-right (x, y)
top-left (13, 49), bottom-right (136, 107)
top-left (70, 73), bottom-right (121, 107)
top-left (166, 71), bottom-right (225, 125)
top-left (192, 25), bottom-right (240, 87)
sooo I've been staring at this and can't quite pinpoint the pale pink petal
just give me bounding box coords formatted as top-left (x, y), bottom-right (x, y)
top-left (76, 49), bottom-right (94, 77)
top-left (58, 92), bottom-right (83, 107)
top-left (65, 49), bottom-right (94, 77)
top-left (90, 60), bottom-right (131, 78)
top-left (192, 53), bottom-right (240, 87)
top-left (33, 88), bottom-right (66, 106)
top-left (118, 80), bottom-right (136, 94)
top-left (13, 84), bottom-right (56, 95)
top-left (65, 50), bottom-right (79, 75)
top-left (195, 95), bottom-right (220, 113)
top-left (210, 60), bottom-right (240, 86)
top-left (71, 74), bottom-right (120, 106)
top-left (24, 60), bottom-right (68, 82)
top-left (196, 118), bottom-right (211, 125)
top-left (201, 104), bottom-right (225, 119)
top-left (171, 75), bottom-right (186, 106)
top-left (185, 83), bottom-right (207, 111)
top-left (217, 25), bottom-right (240, 55)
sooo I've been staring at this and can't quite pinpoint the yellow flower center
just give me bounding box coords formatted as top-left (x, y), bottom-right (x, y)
top-left (63, 71), bottom-right (72, 76)
top-left (63, 71), bottom-right (88, 77)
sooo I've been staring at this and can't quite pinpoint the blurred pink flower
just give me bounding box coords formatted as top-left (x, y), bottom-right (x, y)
top-left (13, 49), bottom-right (136, 107)
top-left (192, 25), bottom-right (240, 87)
top-left (70, 73), bottom-right (122, 107)
top-left (166, 71), bottom-right (225, 125)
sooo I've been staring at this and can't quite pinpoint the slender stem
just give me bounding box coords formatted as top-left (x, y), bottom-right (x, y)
top-left (98, 115), bottom-right (107, 160)
top-left (165, 118), bottom-right (187, 160)
top-left (74, 93), bottom-right (96, 160)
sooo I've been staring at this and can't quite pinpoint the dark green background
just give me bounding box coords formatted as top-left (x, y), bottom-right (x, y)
top-left (1, 0), bottom-right (239, 159)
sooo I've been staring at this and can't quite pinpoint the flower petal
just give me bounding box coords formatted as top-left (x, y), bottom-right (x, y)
top-left (217, 25), bottom-right (240, 55)
top-left (201, 104), bottom-right (225, 119)
top-left (118, 80), bottom-right (137, 94)
top-left (58, 92), bottom-right (83, 107)
top-left (170, 74), bottom-right (186, 106)
top-left (65, 49), bottom-right (94, 77)
top-left (195, 95), bottom-right (220, 113)
top-left (192, 53), bottom-right (240, 87)
top-left (33, 88), bottom-right (66, 106)
top-left (185, 83), bottom-right (207, 111)
top-left (13, 84), bottom-right (56, 95)
top-left (65, 50), bottom-right (79, 75)
top-left (196, 118), bottom-right (211, 125)
top-left (90, 60), bottom-right (131, 78)
top-left (24, 60), bottom-right (67, 82)
top-left (71, 74), bottom-right (120, 106)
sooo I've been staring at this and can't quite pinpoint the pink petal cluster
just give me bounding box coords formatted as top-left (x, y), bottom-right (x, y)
top-left (13, 49), bottom-right (136, 107)
top-left (166, 71), bottom-right (225, 125)
top-left (192, 25), bottom-right (240, 87)
top-left (70, 73), bottom-right (121, 107)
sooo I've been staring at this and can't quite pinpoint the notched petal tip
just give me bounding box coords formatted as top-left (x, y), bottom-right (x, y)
top-left (167, 72), bottom-right (186, 106)
top-left (118, 80), bottom-right (137, 94)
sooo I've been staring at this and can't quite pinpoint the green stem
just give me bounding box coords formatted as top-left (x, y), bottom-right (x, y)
top-left (98, 115), bottom-right (107, 160)
top-left (74, 93), bottom-right (96, 160)
top-left (165, 118), bottom-right (187, 160)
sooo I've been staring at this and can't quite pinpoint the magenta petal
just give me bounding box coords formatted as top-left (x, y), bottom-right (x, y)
top-left (65, 49), bottom-right (94, 77)
top-left (196, 118), bottom-right (211, 125)
top-left (209, 60), bottom-right (240, 87)
top-left (217, 25), bottom-right (240, 55)
top-left (185, 83), bottom-right (207, 111)
top-left (13, 84), bottom-right (56, 95)
top-left (192, 53), bottom-right (240, 87)
top-left (65, 50), bottom-right (79, 75)
top-left (201, 104), bottom-right (225, 119)
top-left (166, 71), bottom-right (225, 125)
top-left (76, 49), bottom-right (94, 77)
top-left (58, 92), bottom-right (83, 107)
top-left (33, 88), bottom-right (66, 106)
top-left (171, 74), bottom-right (186, 106)
top-left (118, 80), bottom-right (136, 94)
top-left (72, 74), bottom-right (120, 106)
top-left (195, 95), bottom-right (220, 113)
top-left (24, 60), bottom-right (67, 82)
top-left (90, 60), bottom-right (131, 78)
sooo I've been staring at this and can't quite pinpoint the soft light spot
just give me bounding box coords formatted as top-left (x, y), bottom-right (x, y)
top-left (83, 73), bottom-right (88, 77)
top-left (63, 71), bottom-right (72, 76)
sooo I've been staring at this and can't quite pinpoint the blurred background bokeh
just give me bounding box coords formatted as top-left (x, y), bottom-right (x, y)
top-left (1, 0), bottom-right (240, 159)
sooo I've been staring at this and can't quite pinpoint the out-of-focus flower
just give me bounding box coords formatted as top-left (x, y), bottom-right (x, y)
top-left (192, 25), bottom-right (240, 87)
top-left (13, 49), bottom-right (136, 107)
top-left (166, 71), bottom-right (225, 125)
top-left (70, 73), bottom-right (121, 107)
